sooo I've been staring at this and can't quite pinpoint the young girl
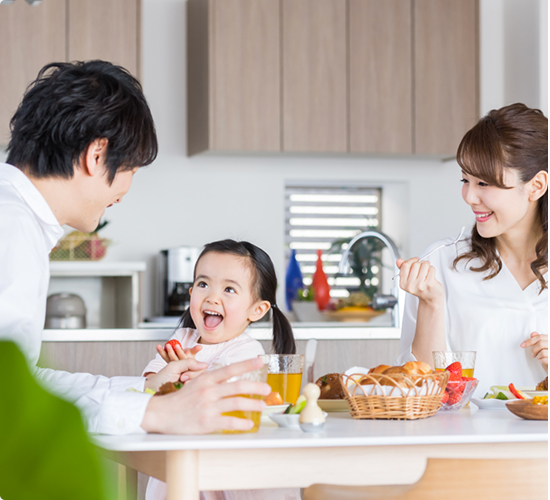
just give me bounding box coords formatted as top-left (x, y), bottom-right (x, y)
top-left (396, 103), bottom-right (548, 396)
top-left (143, 239), bottom-right (299, 500)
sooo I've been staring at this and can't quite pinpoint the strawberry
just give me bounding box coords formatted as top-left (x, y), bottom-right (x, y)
top-left (448, 372), bottom-right (462, 382)
top-left (447, 390), bottom-right (462, 405)
top-left (164, 339), bottom-right (183, 351)
top-left (461, 376), bottom-right (476, 382)
top-left (441, 391), bottom-right (449, 404)
top-left (447, 378), bottom-right (466, 394)
top-left (445, 361), bottom-right (463, 377)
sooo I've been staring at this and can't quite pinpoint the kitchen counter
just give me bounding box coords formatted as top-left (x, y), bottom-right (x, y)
top-left (42, 323), bottom-right (400, 342)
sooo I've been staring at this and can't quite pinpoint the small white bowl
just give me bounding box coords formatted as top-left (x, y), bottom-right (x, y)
top-left (262, 404), bottom-right (289, 417)
top-left (269, 411), bottom-right (328, 429)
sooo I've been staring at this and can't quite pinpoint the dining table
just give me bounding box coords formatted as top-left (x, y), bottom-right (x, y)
top-left (92, 405), bottom-right (548, 500)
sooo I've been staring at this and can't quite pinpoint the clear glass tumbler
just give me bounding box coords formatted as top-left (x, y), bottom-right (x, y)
top-left (432, 351), bottom-right (476, 377)
top-left (260, 354), bottom-right (304, 405)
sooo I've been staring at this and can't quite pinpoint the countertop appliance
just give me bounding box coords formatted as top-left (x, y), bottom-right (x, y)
top-left (45, 293), bottom-right (87, 329)
top-left (158, 247), bottom-right (200, 317)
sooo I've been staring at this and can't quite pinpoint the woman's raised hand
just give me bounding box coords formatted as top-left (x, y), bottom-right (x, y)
top-left (521, 332), bottom-right (548, 373)
top-left (396, 258), bottom-right (444, 304)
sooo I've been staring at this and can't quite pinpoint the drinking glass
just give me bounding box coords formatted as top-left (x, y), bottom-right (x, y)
top-left (214, 362), bottom-right (268, 434)
top-left (432, 351), bottom-right (476, 377)
top-left (260, 354), bottom-right (304, 405)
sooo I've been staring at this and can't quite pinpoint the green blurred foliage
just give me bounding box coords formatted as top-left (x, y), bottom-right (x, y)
top-left (0, 341), bottom-right (115, 500)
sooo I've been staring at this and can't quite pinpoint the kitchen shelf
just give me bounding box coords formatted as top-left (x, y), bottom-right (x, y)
top-left (48, 261), bottom-right (146, 329)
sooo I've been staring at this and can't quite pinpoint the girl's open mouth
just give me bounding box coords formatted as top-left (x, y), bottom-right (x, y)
top-left (475, 211), bottom-right (493, 222)
top-left (203, 310), bottom-right (224, 330)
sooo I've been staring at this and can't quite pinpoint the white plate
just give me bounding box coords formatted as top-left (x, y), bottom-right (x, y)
top-left (318, 399), bottom-right (349, 412)
top-left (522, 390), bottom-right (548, 398)
top-left (262, 404), bottom-right (289, 417)
top-left (269, 411), bottom-right (328, 429)
top-left (471, 397), bottom-right (509, 410)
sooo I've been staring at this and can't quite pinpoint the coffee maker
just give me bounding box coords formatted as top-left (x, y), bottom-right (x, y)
top-left (158, 247), bottom-right (200, 317)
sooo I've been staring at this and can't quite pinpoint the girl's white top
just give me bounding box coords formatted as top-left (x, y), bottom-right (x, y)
top-left (396, 232), bottom-right (548, 396)
top-left (142, 328), bottom-right (265, 375)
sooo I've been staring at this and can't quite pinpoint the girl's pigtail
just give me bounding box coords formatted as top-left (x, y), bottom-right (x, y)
top-left (271, 305), bottom-right (296, 354)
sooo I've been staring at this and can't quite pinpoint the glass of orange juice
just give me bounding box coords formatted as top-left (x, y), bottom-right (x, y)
top-left (214, 362), bottom-right (268, 434)
top-left (432, 351), bottom-right (476, 377)
top-left (260, 354), bottom-right (304, 405)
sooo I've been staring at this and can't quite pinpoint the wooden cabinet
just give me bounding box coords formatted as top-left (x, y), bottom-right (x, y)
top-left (0, 0), bottom-right (66, 144)
top-left (187, 0), bottom-right (479, 157)
top-left (0, 0), bottom-right (141, 146)
top-left (188, 0), bottom-right (281, 155)
top-left (414, 0), bottom-right (479, 155)
top-left (282, 0), bottom-right (347, 152)
top-left (68, 0), bottom-right (141, 77)
top-left (349, 0), bottom-right (412, 154)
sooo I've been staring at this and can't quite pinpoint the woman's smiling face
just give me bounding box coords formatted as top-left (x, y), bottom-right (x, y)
top-left (189, 252), bottom-right (266, 345)
top-left (461, 168), bottom-right (534, 239)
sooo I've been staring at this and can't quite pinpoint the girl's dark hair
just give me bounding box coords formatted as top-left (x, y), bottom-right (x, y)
top-left (6, 60), bottom-right (158, 184)
top-left (454, 103), bottom-right (548, 291)
top-left (179, 239), bottom-right (296, 354)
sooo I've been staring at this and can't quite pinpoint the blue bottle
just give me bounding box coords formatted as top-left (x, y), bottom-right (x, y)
top-left (285, 249), bottom-right (303, 310)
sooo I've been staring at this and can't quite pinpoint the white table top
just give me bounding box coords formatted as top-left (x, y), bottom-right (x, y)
top-left (92, 407), bottom-right (548, 452)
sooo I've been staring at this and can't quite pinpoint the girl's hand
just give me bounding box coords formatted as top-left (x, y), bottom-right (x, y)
top-left (156, 343), bottom-right (203, 364)
top-left (396, 258), bottom-right (444, 304)
top-left (521, 332), bottom-right (548, 373)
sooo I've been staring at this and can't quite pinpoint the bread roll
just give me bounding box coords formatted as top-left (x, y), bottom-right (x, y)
top-left (368, 364), bottom-right (390, 375)
top-left (403, 361), bottom-right (433, 375)
top-left (382, 365), bottom-right (414, 376)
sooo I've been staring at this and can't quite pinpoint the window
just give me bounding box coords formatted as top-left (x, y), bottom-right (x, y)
top-left (285, 185), bottom-right (382, 298)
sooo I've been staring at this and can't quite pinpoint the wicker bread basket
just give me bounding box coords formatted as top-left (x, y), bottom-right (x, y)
top-left (339, 371), bottom-right (449, 420)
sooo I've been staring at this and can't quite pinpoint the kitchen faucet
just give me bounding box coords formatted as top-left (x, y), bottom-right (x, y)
top-left (337, 230), bottom-right (405, 329)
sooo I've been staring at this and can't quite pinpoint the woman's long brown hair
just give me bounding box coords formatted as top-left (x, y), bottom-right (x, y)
top-left (453, 103), bottom-right (548, 292)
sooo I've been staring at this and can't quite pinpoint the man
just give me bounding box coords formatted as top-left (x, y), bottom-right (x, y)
top-left (0, 60), bottom-right (269, 435)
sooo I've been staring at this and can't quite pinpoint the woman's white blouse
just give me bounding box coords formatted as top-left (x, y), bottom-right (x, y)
top-left (397, 233), bottom-right (548, 396)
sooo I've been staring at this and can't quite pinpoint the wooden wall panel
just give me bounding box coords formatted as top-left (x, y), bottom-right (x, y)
top-left (414, 0), bottom-right (479, 156)
top-left (349, 0), bottom-right (412, 154)
top-left (39, 339), bottom-right (400, 381)
top-left (282, 0), bottom-right (348, 152)
top-left (0, 0), bottom-right (66, 144)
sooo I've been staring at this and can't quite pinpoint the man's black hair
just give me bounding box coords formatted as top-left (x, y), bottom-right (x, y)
top-left (6, 60), bottom-right (158, 183)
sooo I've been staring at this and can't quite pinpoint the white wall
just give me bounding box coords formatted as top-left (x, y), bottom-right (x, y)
top-left (2, 0), bottom-right (546, 318)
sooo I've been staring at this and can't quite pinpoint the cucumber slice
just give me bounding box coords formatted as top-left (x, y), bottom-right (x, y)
top-left (495, 392), bottom-right (508, 400)
top-left (287, 395), bottom-right (307, 414)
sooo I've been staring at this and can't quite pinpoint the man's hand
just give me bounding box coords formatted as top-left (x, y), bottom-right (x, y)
top-left (521, 332), bottom-right (548, 373)
top-left (144, 358), bottom-right (208, 392)
top-left (140, 357), bottom-right (271, 434)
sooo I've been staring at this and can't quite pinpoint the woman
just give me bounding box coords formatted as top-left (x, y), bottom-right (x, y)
top-left (396, 103), bottom-right (548, 395)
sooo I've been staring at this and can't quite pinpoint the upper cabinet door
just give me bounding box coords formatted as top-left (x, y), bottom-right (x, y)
top-left (0, 0), bottom-right (66, 144)
top-left (282, 0), bottom-right (347, 152)
top-left (349, 0), bottom-right (412, 154)
top-left (68, 0), bottom-right (140, 77)
top-left (212, 0), bottom-right (280, 151)
top-left (414, 0), bottom-right (479, 156)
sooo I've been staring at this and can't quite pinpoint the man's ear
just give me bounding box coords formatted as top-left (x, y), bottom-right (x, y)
top-left (528, 170), bottom-right (548, 201)
top-left (248, 300), bottom-right (271, 323)
top-left (81, 138), bottom-right (109, 176)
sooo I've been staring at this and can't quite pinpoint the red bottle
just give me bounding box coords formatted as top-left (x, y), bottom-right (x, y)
top-left (312, 249), bottom-right (331, 311)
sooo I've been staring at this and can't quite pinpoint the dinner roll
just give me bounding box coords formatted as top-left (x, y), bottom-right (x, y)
top-left (403, 361), bottom-right (433, 375)
top-left (368, 364), bottom-right (390, 375)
